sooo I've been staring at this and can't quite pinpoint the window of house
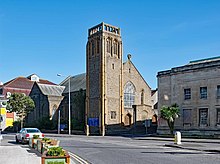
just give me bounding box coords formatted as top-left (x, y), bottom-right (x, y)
top-left (111, 111), bottom-right (116, 119)
top-left (200, 87), bottom-right (207, 99)
top-left (217, 86), bottom-right (220, 99)
top-left (217, 108), bottom-right (220, 125)
top-left (184, 88), bottom-right (191, 100)
top-left (199, 108), bottom-right (208, 126)
top-left (183, 109), bottom-right (192, 126)
top-left (124, 82), bottom-right (135, 108)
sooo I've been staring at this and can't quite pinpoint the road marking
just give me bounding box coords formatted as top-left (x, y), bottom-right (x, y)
top-left (69, 151), bottom-right (89, 164)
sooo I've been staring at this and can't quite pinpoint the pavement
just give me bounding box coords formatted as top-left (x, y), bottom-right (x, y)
top-left (133, 136), bottom-right (220, 153)
top-left (0, 133), bottom-right (77, 164)
top-left (0, 134), bottom-right (41, 164)
top-left (0, 133), bottom-right (219, 164)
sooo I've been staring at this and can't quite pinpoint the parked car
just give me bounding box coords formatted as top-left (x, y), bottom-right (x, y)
top-left (15, 128), bottom-right (44, 144)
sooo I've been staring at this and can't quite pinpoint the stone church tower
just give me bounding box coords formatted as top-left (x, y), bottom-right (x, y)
top-left (86, 23), bottom-right (123, 136)
top-left (86, 23), bottom-right (156, 136)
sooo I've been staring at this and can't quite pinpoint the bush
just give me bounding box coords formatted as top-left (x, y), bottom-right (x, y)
top-left (25, 116), bottom-right (56, 130)
top-left (33, 134), bottom-right (40, 139)
top-left (47, 147), bottom-right (65, 156)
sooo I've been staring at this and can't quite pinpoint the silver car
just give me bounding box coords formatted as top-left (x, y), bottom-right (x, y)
top-left (15, 128), bottom-right (44, 144)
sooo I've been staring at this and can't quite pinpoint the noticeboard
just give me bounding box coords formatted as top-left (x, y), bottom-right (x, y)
top-left (88, 118), bottom-right (99, 127)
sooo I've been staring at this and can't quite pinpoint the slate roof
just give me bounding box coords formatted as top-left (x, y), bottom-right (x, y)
top-left (60, 73), bottom-right (86, 93)
top-left (37, 83), bottom-right (65, 96)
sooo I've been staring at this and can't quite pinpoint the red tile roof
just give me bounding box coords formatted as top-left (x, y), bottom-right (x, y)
top-left (2, 75), bottom-right (56, 95)
top-left (5, 77), bottom-right (34, 90)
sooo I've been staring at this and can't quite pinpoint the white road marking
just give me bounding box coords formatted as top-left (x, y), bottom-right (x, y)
top-left (69, 151), bottom-right (89, 164)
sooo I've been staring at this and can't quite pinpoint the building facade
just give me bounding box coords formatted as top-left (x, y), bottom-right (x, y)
top-left (157, 57), bottom-right (220, 137)
top-left (27, 83), bottom-right (65, 126)
top-left (86, 23), bottom-right (155, 135)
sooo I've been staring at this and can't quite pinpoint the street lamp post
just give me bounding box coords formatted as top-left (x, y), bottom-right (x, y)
top-left (57, 74), bottom-right (71, 135)
top-left (68, 77), bottom-right (71, 135)
top-left (58, 109), bottom-right (60, 134)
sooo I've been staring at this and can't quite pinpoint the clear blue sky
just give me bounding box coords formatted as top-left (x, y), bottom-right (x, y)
top-left (1, 0), bottom-right (220, 89)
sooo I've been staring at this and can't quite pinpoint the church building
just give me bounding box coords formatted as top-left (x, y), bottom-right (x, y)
top-left (86, 23), bottom-right (156, 136)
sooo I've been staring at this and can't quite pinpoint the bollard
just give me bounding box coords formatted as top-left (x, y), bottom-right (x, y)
top-left (174, 131), bottom-right (181, 145)
top-left (0, 134), bottom-right (2, 143)
top-left (86, 125), bottom-right (90, 136)
top-left (0, 130), bottom-right (2, 143)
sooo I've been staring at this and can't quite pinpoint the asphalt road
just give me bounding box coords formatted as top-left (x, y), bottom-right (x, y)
top-left (54, 135), bottom-right (220, 164)
top-left (1, 134), bottom-right (220, 164)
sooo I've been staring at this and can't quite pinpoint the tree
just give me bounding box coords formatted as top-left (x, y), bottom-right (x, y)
top-left (160, 103), bottom-right (180, 135)
top-left (6, 93), bottom-right (35, 128)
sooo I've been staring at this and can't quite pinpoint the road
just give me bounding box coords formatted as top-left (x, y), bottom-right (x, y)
top-left (54, 135), bottom-right (220, 164)
top-left (1, 134), bottom-right (220, 164)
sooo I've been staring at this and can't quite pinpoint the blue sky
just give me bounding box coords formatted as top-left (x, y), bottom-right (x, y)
top-left (0, 0), bottom-right (220, 89)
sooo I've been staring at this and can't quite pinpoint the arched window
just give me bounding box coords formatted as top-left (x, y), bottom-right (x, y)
top-left (118, 43), bottom-right (120, 59)
top-left (113, 40), bottom-right (118, 55)
top-left (124, 82), bottom-right (135, 108)
top-left (106, 38), bottom-right (111, 53)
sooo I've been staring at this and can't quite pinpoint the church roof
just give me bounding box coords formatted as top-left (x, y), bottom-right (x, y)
top-left (60, 73), bottom-right (86, 93)
top-left (37, 83), bottom-right (65, 96)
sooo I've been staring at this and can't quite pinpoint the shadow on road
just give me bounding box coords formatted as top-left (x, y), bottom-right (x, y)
top-left (8, 141), bottom-right (19, 145)
top-left (141, 151), bottom-right (219, 155)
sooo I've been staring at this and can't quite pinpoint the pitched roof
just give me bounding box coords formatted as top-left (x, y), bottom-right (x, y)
top-left (60, 73), bottom-right (86, 93)
top-left (37, 83), bottom-right (65, 96)
top-left (4, 77), bottom-right (34, 90)
top-left (3, 76), bottom-right (56, 90)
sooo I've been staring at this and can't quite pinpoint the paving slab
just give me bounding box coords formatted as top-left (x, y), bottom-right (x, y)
top-left (0, 145), bottom-right (41, 164)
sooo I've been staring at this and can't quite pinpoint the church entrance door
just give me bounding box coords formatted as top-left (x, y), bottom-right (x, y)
top-left (124, 113), bottom-right (132, 126)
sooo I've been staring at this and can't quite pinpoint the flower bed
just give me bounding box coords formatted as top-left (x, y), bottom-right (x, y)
top-left (41, 147), bottom-right (70, 164)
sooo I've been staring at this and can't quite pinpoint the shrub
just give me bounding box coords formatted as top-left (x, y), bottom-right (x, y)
top-left (33, 134), bottom-right (40, 139)
top-left (47, 147), bottom-right (65, 156)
